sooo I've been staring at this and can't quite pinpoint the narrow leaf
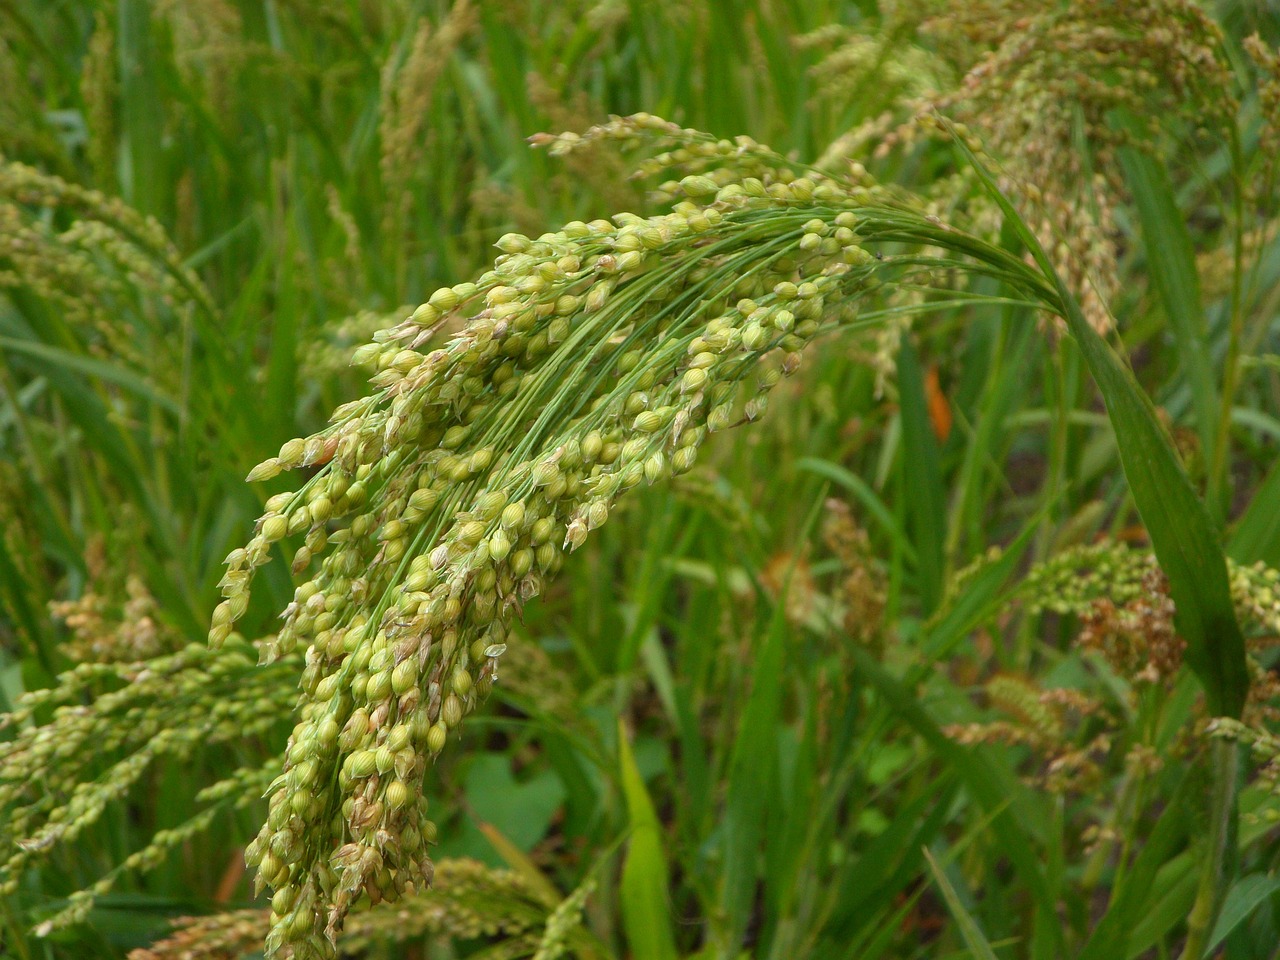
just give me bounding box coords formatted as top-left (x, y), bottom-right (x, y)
top-left (849, 644), bottom-right (1059, 949)
top-left (923, 847), bottom-right (1001, 960)
top-left (617, 722), bottom-right (678, 960)
top-left (1204, 873), bottom-right (1280, 956)
top-left (1228, 459), bottom-right (1280, 566)
top-left (1118, 141), bottom-right (1219, 480)
top-left (719, 597), bottom-right (786, 946)
top-left (957, 135), bottom-right (1249, 718)
top-left (1075, 773), bottom-right (1192, 960)
top-left (898, 337), bottom-right (947, 614)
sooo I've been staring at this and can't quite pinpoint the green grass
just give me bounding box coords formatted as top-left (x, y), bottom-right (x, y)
top-left (2, 2), bottom-right (1280, 959)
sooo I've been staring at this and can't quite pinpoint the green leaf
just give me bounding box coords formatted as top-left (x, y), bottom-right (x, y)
top-left (618, 720), bottom-right (678, 960)
top-left (719, 591), bottom-right (786, 948)
top-left (446, 754), bottom-right (566, 866)
top-left (1124, 852), bottom-right (1198, 957)
top-left (956, 134), bottom-right (1249, 718)
top-left (1228, 459), bottom-right (1280, 566)
top-left (897, 337), bottom-right (947, 614)
top-left (795, 456), bottom-right (918, 563)
top-left (0, 336), bottom-right (180, 415)
top-left (1204, 873), bottom-right (1280, 956)
top-left (923, 518), bottom-right (1039, 662)
top-left (1075, 772), bottom-right (1193, 960)
top-left (923, 847), bottom-right (1001, 960)
top-left (1118, 140), bottom-right (1219, 489)
top-left (848, 644), bottom-right (1059, 952)
top-left (827, 778), bottom-right (960, 941)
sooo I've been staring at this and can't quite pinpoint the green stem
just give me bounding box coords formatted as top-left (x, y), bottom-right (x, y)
top-left (1178, 738), bottom-right (1240, 960)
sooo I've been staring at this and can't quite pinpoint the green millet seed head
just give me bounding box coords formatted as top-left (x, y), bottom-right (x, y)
top-left (537, 541), bottom-right (561, 570)
top-left (617, 250), bottom-right (646, 272)
top-left (387, 723), bottom-right (412, 752)
top-left (391, 660), bottom-right (417, 696)
top-left (278, 438), bottom-right (307, 464)
top-left (474, 489), bottom-right (507, 520)
top-left (511, 548), bottom-right (534, 577)
top-left (366, 669), bottom-right (393, 701)
top-left (452, 669), bottom-right (473, 696)
top-left (194, 124), bottom-right (1051, 953)
top-left (261, 515), bottom-right (289, 543)
top-left (673, 447), bottom-right (698, 474)
top-left (530, 516), bottom-right (555, 545)
top-left (374, 746), bottom-right (396, 774)
top-left (442, 695), bottom-right (463, 728)
top-left (679, 368), bottom-right (707, 395)
top-left (586, 500), bottom-right (609, 530)
top-left (563, 519), bottom-right (588, 551)
top-left (644, 452), bottom-right (666, 484)
top-left (441, 425), bottom-right (469, 449)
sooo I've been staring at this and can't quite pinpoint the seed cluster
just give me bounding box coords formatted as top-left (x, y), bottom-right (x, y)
top-left (1245, 34), bottom-right (1280, 180)
top-left (812, 0), bottom-right (1242, 332)
top-left (953, 549), bottom-right (1280, 798)
top-left (946, 674), bottom-right (1108, 795)
top-left (0, 642), bottom-right (293, 928)
top-left (49, 531), bottom-right (173, 663)
top-left (214, 125), bottom-right (889, 954)
top-left (127, 856), bottom-right (546, 960)
top-left (1077, 565), bottom-right (1185, 686)
top-left (0, 158), bottom-right (215, 382)
top-left (1022, 542), bottom-right (1280, 645)
top-left (0, 158), bottom-right (217, 333)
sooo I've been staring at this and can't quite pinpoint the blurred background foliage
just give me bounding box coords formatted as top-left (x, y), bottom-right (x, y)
top-left (2, 1), bottom-right (1280, 958)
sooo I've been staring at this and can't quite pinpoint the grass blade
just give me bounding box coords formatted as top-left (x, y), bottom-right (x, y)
top-left (0, 336), bottom-right (179, 415)
top-left (1204, 873), bottom-right (1280, 956)
top-left (617, 720), bottom-right (678, 960)
top-left (922, 846), bottom-right (1001, 960)
top-left (1075, 770), bottom-right (1193, 960)
top-left (848, 644), bottom-right (1059, 953)
top-left (718, 582), bottom-right (787, 952)
top-left (954, 133), bottom-right (1249, 719)
top-left (897, 337), bottom-right (947, 614)
top-left (1118, 140), bottom-right (1220, 499)
top-left (1228, 459), bottom-right (1280, 566)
